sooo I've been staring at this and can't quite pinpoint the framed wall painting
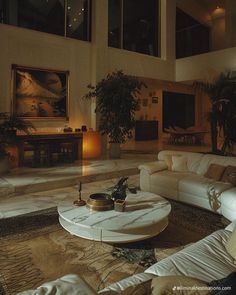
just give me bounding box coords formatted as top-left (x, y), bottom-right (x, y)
top-left (12, 64), bottom-right (69, 120)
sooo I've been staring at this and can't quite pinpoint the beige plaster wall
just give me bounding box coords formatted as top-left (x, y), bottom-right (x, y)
top-left (176, 0), bottom-right (210, 25)
top-left (135, 78), bottom-right (207, 141)
top-left (176, 47), bottom-right (236, 82)
top-left (0, 24), bottom-right (92, 131)
top-left (0, 0), bottom-right (176, 135)
top-left (108, 48), bottom-right (175, 81)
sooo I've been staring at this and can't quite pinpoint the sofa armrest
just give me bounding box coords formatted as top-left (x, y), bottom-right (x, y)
top-left (138, 161), bottom-right (168, 175)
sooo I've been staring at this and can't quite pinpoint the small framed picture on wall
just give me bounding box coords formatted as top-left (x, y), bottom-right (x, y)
top-left (152, 97), bottom-right (158, 104)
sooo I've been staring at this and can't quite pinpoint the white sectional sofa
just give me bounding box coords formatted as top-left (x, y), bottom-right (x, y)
top-left (139, 150), bottom-right (236, 221)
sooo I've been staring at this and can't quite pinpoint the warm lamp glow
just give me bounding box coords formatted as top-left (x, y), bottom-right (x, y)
top-left (82, 131), bottom-right (101, 159)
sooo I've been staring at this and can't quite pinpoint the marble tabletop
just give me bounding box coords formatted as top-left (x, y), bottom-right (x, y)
top-left (58, 191), bottom-right (171, 243)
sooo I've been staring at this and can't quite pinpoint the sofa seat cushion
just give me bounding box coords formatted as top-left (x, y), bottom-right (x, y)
top-left (179, 175), bottom-right (233, 200)
top-left (145, 229), bottom-right (236, 283)
top-left (150, 170), bottom-right (191, 200)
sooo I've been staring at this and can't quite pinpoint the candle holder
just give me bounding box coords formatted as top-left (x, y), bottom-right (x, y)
top-left (74, 182), bottom-right (86, 206)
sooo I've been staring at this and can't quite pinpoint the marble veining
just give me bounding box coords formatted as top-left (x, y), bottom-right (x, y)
top-left (58, 192), bottom-right (171, 243)
top-left (0, 175), bottom-right (140, 219)
top-left (0, 154), bottom-right (154, 197)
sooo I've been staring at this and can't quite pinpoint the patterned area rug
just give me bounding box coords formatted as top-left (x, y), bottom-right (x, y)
top-left (0, 200), bottom-right (225, 295)
top-left (112, 200), bottom-right (225, 268)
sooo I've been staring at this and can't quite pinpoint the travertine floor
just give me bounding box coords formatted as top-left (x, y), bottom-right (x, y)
top-left (0, 141), bottom-right (212, 220)
top-left (0, 153), bottom-right (154, 219)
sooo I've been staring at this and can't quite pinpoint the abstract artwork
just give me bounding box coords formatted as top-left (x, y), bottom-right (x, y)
top-left (12, 65), bottom-right (69, 119)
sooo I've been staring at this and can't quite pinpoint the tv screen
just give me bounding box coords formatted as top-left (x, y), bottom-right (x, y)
top-left (163, 91), bottom-right (195, 131)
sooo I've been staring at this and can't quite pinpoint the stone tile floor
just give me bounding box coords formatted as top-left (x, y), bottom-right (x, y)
top-left (0, 153), bottom-right (154, 219)
top-left (0, 141), bottom-right (212, 221)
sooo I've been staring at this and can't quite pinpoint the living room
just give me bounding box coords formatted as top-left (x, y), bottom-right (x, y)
top-left (0, 0), bottom-right (236, 294)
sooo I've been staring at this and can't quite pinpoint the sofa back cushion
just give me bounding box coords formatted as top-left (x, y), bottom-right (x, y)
top-left (197, 154), bottom-right (236, 175)
top-left (204, 164), bottom-right (226, 181)
top-left (172, 155), bottom-right (188, 172)
top-left (158, 150), bottom-right (204, 173)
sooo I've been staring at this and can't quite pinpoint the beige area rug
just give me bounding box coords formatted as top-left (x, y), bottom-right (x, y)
top-left (0, 200), bottom-right (225, 295)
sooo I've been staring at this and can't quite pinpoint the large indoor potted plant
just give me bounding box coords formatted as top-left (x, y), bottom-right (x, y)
top-left (194, 71), bottom-right (236, 155)
top-left (84, 70), bottom-right (146, 158)
top-left (0, 112), bottom-right (35, 171)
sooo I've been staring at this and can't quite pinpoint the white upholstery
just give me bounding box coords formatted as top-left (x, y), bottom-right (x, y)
top-left (145, 229), bottom-right (236, 283)
top-left (221, 187), bottom-right (236, 221)
top-left (100, 223), bottom-right (236, 293)
top-left (99, 273), bottom-right (154, 294)
top-left (17, 274), bottom-right (97, 295)
top-left (196, 154), bottom-right (236, 175)
top-left (138, 161), bottom-right (168, 174)
top-left (149, 170), bottom-right (191, 200)
top-left (139, 150), bottom-right (236, 221)
top-left (157, 150), bottom-right (204, 173)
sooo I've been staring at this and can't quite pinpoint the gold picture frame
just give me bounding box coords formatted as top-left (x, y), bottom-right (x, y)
top-left (12, 64), bottom-right (69, 120)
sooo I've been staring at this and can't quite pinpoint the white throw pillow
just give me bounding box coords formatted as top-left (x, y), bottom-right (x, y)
top-left (172, 156), bottom-right (188, 172)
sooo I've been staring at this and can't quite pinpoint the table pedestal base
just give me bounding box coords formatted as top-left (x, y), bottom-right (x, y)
top-left (59, 216), bottom-right (168, 244)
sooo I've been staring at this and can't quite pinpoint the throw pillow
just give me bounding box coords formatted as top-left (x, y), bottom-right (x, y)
top-left (221, 166), bottom-right (236, 184)
top-left (151, 275), bottom-right (208, 295)
top-left (225, 227), bottom-right (236, 260)
top-left (204, 164), bottom-right (226, 181)
top-left (163, 154), bottom-right (173, 171)
top-left (172, 156), bottom-right (188, 172)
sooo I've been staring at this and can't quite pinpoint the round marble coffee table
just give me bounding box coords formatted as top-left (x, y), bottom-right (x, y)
top-left (58, 191), bottom-right (171, 243)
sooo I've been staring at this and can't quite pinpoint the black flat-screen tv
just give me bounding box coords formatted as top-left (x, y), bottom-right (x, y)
top-left (163, 91), bottom-right (195, 131)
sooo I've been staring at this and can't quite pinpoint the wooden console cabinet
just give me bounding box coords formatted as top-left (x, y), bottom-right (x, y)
top-left (135, 120), bottom-right (158, 141)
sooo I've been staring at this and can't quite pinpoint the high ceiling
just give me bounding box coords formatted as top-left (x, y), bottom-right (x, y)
top-left (197, 0), bottom-right (225, 13)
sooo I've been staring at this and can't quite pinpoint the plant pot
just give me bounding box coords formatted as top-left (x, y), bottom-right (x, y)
top-left (0, 157), bottom-right (10, 174)
top-left (109, 142), bottom-right (121, 159)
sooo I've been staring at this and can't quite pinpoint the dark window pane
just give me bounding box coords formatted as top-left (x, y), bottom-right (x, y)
top-left (123, 0), bottom-right (159, 56)
top-left (66, 0), bottom-right (91, 41)
top-left (108, 0), bottom-right (121, 48)
top-left (18, 0), bottom-right (65, 36)
top-left (1, 0), bottom-right (91, 41)
top-left (163, 91), bottom-right (195, 130)
top-left (176, 8), bottom-right (209, 58)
